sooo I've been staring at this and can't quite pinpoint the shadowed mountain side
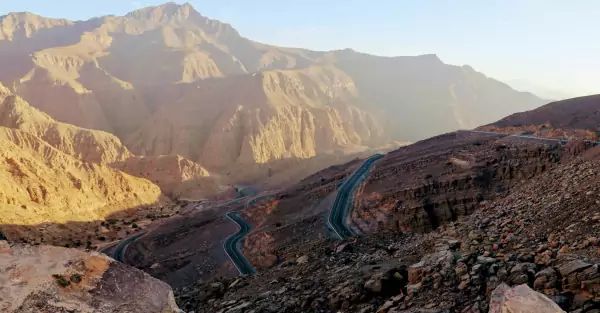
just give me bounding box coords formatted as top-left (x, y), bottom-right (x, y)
top-left (0, 201), bottom-right (183, 247)
top-left (125, 205), bottom-right (240, 288)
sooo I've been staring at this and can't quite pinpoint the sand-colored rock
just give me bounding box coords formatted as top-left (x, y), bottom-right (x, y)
top-left (0, 3), bottom-right (544, 182)
top-left (489, 284), bottom-right (565, 313)
top-left (119, 154), bottom-right (224, 199)
top-left (0, 86), bottom-right (228, 233)
top-left (0, 126), bottom-right (162, 226)
top-left (0, 85), bottom-right (221, 202)
top-left (0, 241), bottom-right (181, 313)
top-left (0, 90), bottom-right (131, 164)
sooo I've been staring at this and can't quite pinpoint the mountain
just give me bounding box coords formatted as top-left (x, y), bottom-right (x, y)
top-left (0, 85), bottom-right (162, 226)
top-left (0, 84), bottom-right (226, 243)
top-left (507, 78), bottom-right (575, 101)
top-left (479, 94), bottom-right (600, 140)
top-left (164, 95), bottom-right (600, 312)
top-left (0, 3), bottom-right (545, 181)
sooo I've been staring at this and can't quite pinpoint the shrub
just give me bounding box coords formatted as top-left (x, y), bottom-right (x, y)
top-left (52, 274), bottom-right (70, 288)
top-left (70, 273), bottom-right (82, 283)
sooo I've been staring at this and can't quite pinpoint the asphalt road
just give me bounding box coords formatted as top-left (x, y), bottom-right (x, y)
top-left (328, 154), bottom-right (384, 240)
top-left (223, 211), bottom-right (256, 275)
top-left (100, 232), bottom-right (145, 263)
top-left (464, 130), bottom-right (600, 145)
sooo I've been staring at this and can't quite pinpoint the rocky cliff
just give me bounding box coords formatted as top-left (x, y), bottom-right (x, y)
top-left (0, 85), bottom-right (226, 243)
top-left (350, 131), bottom-right (579, 234)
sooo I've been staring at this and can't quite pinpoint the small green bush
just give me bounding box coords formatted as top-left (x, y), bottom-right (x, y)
top-left (70, 273), bottom-right (82, 283)
top-left (52, 274), bottom-right (70, 287)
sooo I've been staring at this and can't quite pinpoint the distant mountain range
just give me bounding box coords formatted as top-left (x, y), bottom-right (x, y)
top-left (0, 2), bottom-right (546, 225)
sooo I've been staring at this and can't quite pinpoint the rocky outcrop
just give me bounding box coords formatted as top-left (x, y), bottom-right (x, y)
top-left (351, 131), bottom-right (590, 234)
top-left (0, 86), bottom-right (227, 246)
top-left (0, 90), bottom-right (131, 164)
top-left (118, 154), bottom-right (222, 199)
top-left (0, 126), bottom-right (162, 227)
top-left (0, 241), bottom-right (181, 313)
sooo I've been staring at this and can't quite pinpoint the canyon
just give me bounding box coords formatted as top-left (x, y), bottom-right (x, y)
top-left (0, 2), bottom-right (598, 313)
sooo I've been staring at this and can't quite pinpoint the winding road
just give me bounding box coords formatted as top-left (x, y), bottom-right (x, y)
top-left (328, 154), bottom-right (384, 240)
top-left (223, 211), bottom-right (256, 275)
top-left (465, 130), bottom-right (600, 145)
top-left (100, 232), bottom-right (145, 263)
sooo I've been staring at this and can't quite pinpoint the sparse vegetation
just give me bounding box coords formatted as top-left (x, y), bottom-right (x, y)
top-left (52, 274), bottom-right (70, 287)
top-left (70, 273), bottom-right (82, 283)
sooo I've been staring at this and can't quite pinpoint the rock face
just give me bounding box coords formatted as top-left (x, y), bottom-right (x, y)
top-left (118, 154), bottom-right (221, 199)
top-left (0, 84), bottom-right (226, 244)
top-left (0, 90), bottom-right (163, 227)
top-left (489, 284), bottom-right (565, 313)
top-left (0, 3), bottom-right (545, 177)
top-left (0, 241), bottom-right (181, 313)
top-left (350, 131), bottom-right (583, 234)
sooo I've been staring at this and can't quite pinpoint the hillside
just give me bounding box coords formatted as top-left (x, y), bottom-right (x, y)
top-left (0, 3), bottom-right (545, 180)
top-left (0, 84), bottom-right (233, 248)
top-left (480, 94), bottom-right (600, 140)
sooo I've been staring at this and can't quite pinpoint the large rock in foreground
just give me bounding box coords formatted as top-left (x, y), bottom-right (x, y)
top-left (489, 284), bottom-right (565, 313)
top-left (0, 241), bottom-right (181, 313)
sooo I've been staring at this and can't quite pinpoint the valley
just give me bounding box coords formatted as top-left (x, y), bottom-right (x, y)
top-left (0, 2), bottom-right (598, 313)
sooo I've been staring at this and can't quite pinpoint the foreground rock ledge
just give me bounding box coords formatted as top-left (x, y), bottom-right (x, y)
top-left (0, 241), bottom-right (181, 313)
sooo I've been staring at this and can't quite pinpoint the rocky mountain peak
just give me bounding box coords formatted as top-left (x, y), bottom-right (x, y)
top-left (123, 2), bottom-right (239, 38)
top-left (126, 2), bottom-right (200, 24)
top-left (0, 12), bottom-right (71, 40)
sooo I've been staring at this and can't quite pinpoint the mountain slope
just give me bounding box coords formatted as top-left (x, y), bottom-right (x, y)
top-left (479, 94), bottom-right (600, 140)
top-left (0, 3), bottom-right (545, 181)
top-left (0, 126), bottom-right (162, 226)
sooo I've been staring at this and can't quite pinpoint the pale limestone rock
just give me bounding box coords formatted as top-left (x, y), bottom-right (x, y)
top-left (489, 283), bottom-right (565, 313)
top-left (0, 241), bottom-right (181, 313)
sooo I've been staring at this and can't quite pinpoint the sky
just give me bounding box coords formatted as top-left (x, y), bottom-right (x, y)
top-left (1, 0), bottom-right (599, 99)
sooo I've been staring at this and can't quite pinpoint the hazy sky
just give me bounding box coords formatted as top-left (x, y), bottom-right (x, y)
top-left (1, 0), bottom-right (599, 99)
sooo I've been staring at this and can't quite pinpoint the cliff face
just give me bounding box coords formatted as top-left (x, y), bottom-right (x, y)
top-left (351, 132), bottom-right (593, 234)
top-left (0, 126), bottom-right (162, 226)
top-left (0, 3), bottom-right (545, 179)
top-left (0, 85), bottom-right (224, 231)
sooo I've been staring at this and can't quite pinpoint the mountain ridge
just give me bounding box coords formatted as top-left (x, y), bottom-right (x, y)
top-left (0, 3), bottom-right (545, 175)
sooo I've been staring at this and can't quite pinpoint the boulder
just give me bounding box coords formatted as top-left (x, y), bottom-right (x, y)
top-left (0, 241), bottom-right (181, 313)
top-left (489, 283), bottom-right (565, 313)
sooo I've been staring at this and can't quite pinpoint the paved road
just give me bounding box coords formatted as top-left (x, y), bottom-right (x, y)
top-left (223, 211), bottom-right (256, 275)
top-left (328, 154), bottom-right (384, 240)
top-left (464, 130), bottom-right (600, 145)
top-left (100, 232), bottom-right (145, 263)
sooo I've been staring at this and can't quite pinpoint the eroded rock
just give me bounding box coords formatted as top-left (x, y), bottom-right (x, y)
top-left (0, 241), bottom-right (181, 313)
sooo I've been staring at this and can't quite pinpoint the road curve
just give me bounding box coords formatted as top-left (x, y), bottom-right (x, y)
top-left (464, 129), bottom-right (600, 145)
top-left (224, 212), bottom-right (256, 275)
top-left (328, 154), bottom-right (384, 240)
top-left (100, 232), bottom-right (145, 263)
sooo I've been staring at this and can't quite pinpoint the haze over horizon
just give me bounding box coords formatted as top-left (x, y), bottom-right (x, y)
top-left (1, 0), bottom-right (599, 100)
